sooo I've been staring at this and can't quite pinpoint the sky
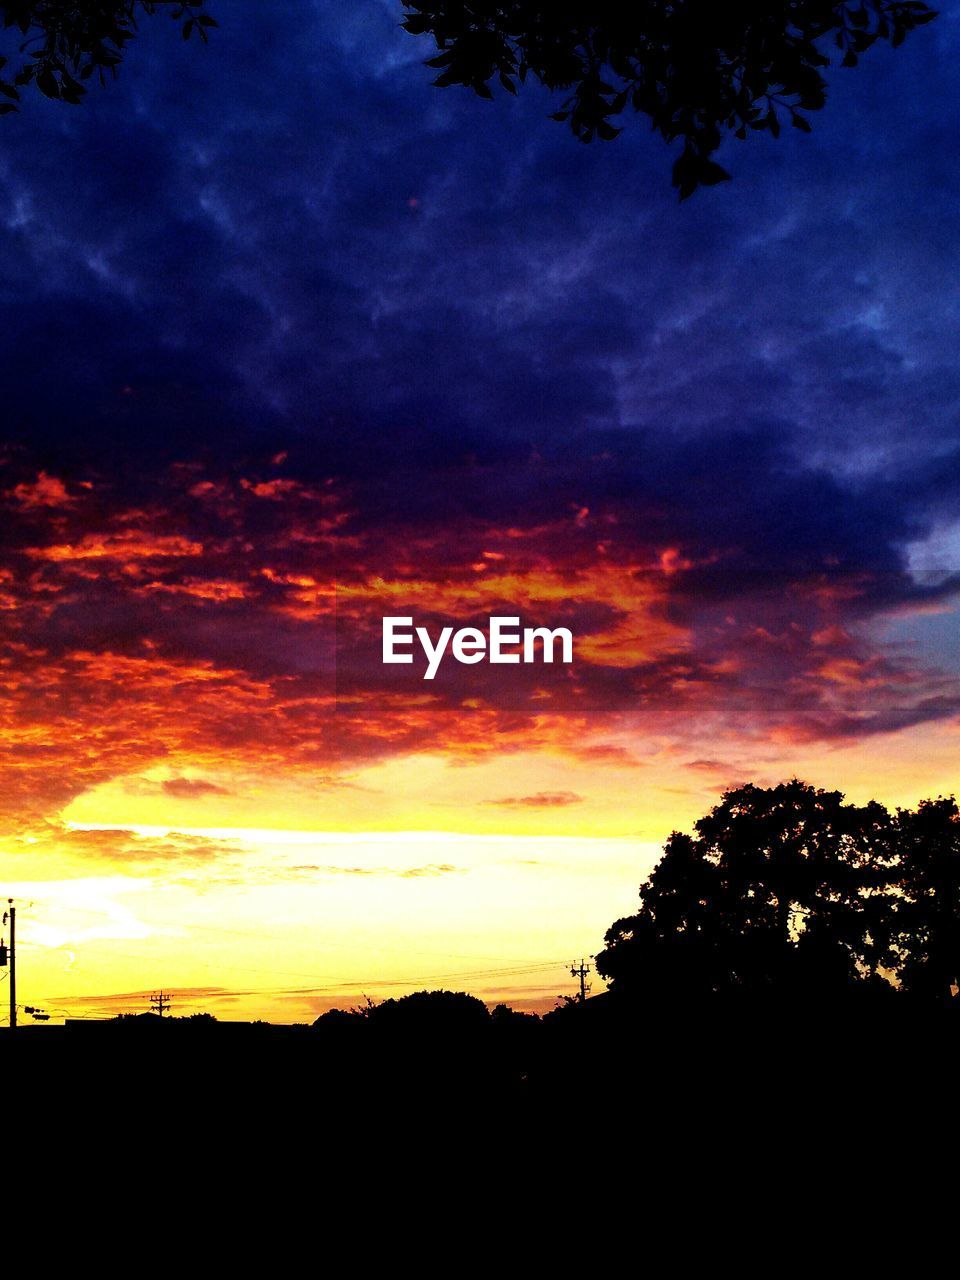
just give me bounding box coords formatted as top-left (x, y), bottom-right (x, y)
top-left (1, 1), bottom-right (959, 1022)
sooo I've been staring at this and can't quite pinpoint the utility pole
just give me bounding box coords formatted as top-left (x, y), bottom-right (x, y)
top-left (149, 990), bottom-right (171, 1017)
top-left (3, 900), bottom-right (15, 1031)
top-left (571, 957), bottom-right (591, 1003)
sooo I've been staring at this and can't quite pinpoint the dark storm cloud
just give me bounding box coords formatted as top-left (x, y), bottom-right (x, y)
top-left (1, 1), bottom-right (956, 570)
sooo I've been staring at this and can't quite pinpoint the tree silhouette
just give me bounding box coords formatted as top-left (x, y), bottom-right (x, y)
top-left (366, 988), bottom-right (491, 1034)
top-left (0, 1), bottom-right (215, 113)
top-left (893, 797), bottom-right (960, 1003)
top-left (597, 780), bottom-right (898, 1000)
top-left (401, 1), bottom-right (938, 196)
top-left (2, 4), bottom-right (937, 200)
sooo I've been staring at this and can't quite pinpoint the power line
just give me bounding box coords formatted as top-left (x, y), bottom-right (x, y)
top-left (39, 958), bottom-right (574, 1020)
top-left (14, 904), bottom-right (597, 1019)
top-left (36, 943), bottom-right (569, 990)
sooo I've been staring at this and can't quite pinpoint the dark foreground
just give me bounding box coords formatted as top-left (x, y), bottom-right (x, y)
top-left (5, 993), bottom-right (959, 1127)
top-left (6, 999), bottom-right (959, 1235)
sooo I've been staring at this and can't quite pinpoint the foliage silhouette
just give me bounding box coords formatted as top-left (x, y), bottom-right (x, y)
top-left (596, 779), bottom-right (960, 1005)
top-left (401, 1), bottom-right (938, 196)
top-left (1, 5), bottom-right (937, 200)
top-left (362, 987), bottom-right (491, 1034)
top-left (0, 1), bottom-right (215, 113)
top-left (893, 796), bottom-right (960, 1002)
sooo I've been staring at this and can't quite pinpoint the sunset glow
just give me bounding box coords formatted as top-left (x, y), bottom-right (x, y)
top-left (1, 1), bottom-right (958, 1025)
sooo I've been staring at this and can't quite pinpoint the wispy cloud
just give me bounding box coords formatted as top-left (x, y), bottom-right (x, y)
top-left (489, 791), bottom-right (584, 808)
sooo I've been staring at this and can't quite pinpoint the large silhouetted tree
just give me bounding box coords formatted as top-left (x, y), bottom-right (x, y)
top-left (597, 780), bottom-right (898, 1000)
top-left (402, 1), bottom-right (938, 195)
top-left (893, 797), bottom-right (960, 1003)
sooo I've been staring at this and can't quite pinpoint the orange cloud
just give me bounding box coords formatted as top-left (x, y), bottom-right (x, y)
top-left (27, 531), bottom-right (203, 562)
top-left (6, 471), bottom-right (75, 510)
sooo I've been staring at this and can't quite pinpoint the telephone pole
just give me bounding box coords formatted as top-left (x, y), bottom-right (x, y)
top-left (571, 957), bottom-right (591, 1003)
top-left (3, 900), bottom-right (15, 1031)
top-left (149, 990), bottom-right (171, 1017)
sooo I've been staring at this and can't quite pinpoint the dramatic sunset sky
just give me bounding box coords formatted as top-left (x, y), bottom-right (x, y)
top-left (1, 2), bottom-right (958, 1022)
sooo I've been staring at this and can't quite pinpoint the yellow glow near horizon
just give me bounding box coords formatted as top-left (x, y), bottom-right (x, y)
top-left (0, 827), bottom-right (660, 1024)
top-left (3, 713), bottom-right (955, 1027)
